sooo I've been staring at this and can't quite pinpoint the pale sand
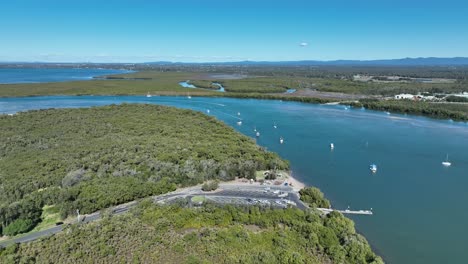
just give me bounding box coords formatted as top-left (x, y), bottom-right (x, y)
top-left (285, 172), bottom-right (306, 191)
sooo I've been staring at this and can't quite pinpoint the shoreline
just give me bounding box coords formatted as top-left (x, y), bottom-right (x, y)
top-left (224, 170), bottom-right (306, 192)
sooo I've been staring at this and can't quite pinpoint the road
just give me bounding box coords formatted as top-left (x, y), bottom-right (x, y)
top-left (0, 182), bottom-right (306, 248)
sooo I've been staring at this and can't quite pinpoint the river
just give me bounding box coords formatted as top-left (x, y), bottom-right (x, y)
top-left (1, 95), bottom-right (467, 264)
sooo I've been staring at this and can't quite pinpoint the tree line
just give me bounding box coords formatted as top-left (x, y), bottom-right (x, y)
top-left (0, 200), bottom-right (383, 263)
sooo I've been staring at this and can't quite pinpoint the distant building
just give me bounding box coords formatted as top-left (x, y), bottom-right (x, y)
top-left (421, 95), bottom-right (436, 101)
top-left (394, 94), bottom-right (415, 100)
top-left (452, 92), bottom-right (468, 98)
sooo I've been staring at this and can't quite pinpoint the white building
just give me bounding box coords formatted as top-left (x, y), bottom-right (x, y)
top-left (394, 94), bottom-right (415, 100)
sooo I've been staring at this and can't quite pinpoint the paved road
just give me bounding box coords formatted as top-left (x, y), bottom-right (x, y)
top-left (0, 183), bottom-right (306, 248)
top-left (0, 202), bottom-right (137, 248)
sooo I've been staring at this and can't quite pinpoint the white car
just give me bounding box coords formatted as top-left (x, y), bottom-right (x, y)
top-left (278, 192), bottom-right (288, 198)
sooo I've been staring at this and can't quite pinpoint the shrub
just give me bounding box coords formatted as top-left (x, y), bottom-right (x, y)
top-left (446, 95), bottom-right (468, 102)
top-left (3, 219), bottom-right (35, 236)
top-left (299, 187), bottom-right (331, 208)
top-left (201, 181), bottom-right (219, 192)
top-left (62, 168), bottom-right (87, 187)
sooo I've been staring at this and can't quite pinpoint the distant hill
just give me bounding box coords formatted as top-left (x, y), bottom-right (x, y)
top-left (2, 57), bottom-right (468, 67)
top-left (146, 57), bottom-right (468, 66)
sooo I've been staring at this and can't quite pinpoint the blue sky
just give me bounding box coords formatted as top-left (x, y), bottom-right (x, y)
top-left (1, 0), bottom-right (467, 62)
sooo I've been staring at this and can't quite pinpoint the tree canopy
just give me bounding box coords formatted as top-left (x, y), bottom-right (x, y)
top-left (0, 202), bottom-right (383, 264)
top-left (0, 104), bottom-right (287, 235)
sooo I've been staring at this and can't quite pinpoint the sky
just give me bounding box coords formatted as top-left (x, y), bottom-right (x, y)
top-left (0, 0), bottom-right (467, 62)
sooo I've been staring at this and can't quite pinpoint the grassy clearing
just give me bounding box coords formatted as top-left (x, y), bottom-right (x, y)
top-left (31, 205), bottom-right (61, 232)
top-left (190, 196), bottom-right (206, 203)
top-left (255, 170), bottom-right (290, 181)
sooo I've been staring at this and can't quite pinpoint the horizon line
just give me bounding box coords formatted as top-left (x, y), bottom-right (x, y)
top-left (1, 56), bottom-right (468, 65)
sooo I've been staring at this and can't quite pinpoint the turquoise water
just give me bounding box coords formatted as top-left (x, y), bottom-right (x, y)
top-left (1, 95), bottom-right (467, 263)
top-left (0, 68), bottom-right (131, 84)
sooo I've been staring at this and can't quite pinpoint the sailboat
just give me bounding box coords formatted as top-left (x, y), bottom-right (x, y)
top-left (330, 143), bottom-right (334, 150)
top-left (442, 154), bottom-right (452, 167)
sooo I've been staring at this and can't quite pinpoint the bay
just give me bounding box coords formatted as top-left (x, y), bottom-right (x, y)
top-left (1, 95), bottom-right (467, 264)
top-left (0, 68), bottom-right (131, 84)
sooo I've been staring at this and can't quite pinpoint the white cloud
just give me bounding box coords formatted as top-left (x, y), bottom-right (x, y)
top-left (299, 42), bottom-right (308, 47)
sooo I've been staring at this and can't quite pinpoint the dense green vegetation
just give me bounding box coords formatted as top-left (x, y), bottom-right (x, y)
top-left (188, 80), bottom-right (221, 90)
top-left (0, 72), bottom-right (217, 97)
top-left (0, 104), bottom-right (287, 236)
top-left (2, 219), bottom-right (35, 237)
top-left (201, 180), bottom-right (219, 191)
top-left (0, 201), bottom-right (383, 263)
top-left (218, 77), bottom-right (292, 93)
top-left (446, 95), bottom-right (468, 103)
top-left (2, 69), bottom-right (465, 98)
top-left (224, 93), bottom-right (333, 104)
top-left (350, 99), bottom-right (468, 122)
top-left (299, 187), bottom-right (331, 209)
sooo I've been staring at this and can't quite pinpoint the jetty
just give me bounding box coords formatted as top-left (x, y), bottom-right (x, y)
top-left (317, 208), bottom-right (373, 215)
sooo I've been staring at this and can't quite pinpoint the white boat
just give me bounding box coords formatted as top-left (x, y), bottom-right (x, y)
top-left (273, 123), bottom-right (277, 129)
top-left (146, 92), bottom-right (152, 98)
top-left (442, 154), bottom-right (452, 167)
top-left (254, 127), bottom-right (257, 132)
top-left (256, 131), bottom-right (260, 137)
top-left (279, 137), bottom-right (284, 144)
top-left (187, 93), bottom-right (191, 99)
top-left (237, 120), bottom-right (242, 126)
top-left (370, 164), bottom-right (377, 173)
top-left (206, 109), bottom-right (210, 114)
top-left (237, 112), bottom-right (241, 116)
top-left (330, 143), bottom-right (334, 150)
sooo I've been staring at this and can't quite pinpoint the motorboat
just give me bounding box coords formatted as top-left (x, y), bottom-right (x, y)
top-left (280, 137), bottom-right (284, 144)
top-left (370, 164), bottom-right (377, 173)
top-left (330, 143), bottom-right (334, 150)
